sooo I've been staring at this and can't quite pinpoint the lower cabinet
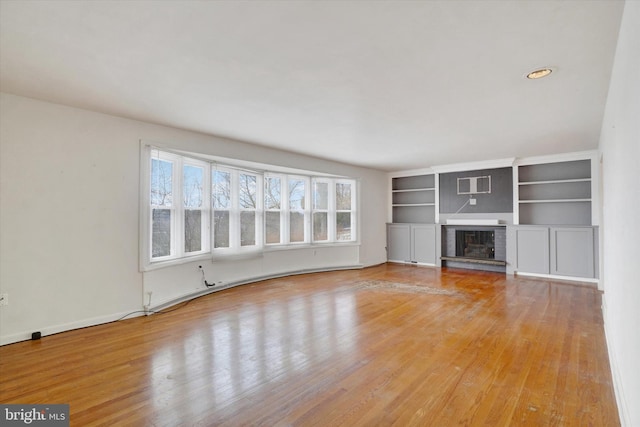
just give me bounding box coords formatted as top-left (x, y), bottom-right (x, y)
top-left (512, 226), bottom-right (550, 274)
top-left (387, 223), bottom-right (436, 265)
top-left (509, 225), bottom-right (596, 279)
top-left (550, 227), bottom-right (595, 278)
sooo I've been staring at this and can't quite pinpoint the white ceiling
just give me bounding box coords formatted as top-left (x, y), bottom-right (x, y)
top-left (0, 0), bottom-right (624, 171)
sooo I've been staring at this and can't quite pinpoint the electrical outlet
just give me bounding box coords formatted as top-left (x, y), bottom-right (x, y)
top-left (0, 293), bottom-right (8, 306)
top-left (469, 198), bottom-right (477, 205)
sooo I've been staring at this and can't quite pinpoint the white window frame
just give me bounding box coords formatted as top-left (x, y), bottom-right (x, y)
top-left (335, 179), bottom-right (357, 242)
top-left (140, 144), bottom-right (359, 271)
top-left (142, 147), bottom-right (211, 267)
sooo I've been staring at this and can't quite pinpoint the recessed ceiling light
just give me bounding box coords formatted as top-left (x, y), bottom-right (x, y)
top-left (526, 68), bottom-right (553, 79)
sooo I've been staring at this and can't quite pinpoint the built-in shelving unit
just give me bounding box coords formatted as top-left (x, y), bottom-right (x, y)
top-left (391, 174), bottom-right (436, 223)
top-left (517, 159), bottom-right (592, 225)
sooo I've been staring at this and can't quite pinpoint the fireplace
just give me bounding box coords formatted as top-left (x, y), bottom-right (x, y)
top-left (442, 225), bottom-right (506, 273)
top-left (456, 230), bottom-right (495, 260)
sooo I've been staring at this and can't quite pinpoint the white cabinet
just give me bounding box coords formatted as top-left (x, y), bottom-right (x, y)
top-left (387, 224), bottom-right (411, 262)
top-left (387, 223), bottom-right (437, 265)
top-left (550, 227), bottom-right (595, 278)
top-left (511, 226), bottom-right (550, 274)
top-left (508, 225), bottom-right (596, 279)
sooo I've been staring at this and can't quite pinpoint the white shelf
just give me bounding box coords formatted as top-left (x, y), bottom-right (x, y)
top-left (392, 188), bottom-right (435, 193)
top-left (393, 203), bottom-right (435, 207)
top-left (519, 199), bottom-right (591, 204)
top-left (516, 159), bottom-right (593, 226)
top-left (518, 178), bottom-right (591, 186)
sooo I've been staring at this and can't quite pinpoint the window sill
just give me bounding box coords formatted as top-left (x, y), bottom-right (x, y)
top-left (142, 253), bottom-right (211, 272)
top-left (142, 242), bottom-right (360, 271)
top-left (263, 241), bottom-right (360, 252)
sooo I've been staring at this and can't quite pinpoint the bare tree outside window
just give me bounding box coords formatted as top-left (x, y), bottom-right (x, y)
top-left (151, 159), bottom-right (172, 257)
top-left (265, 176), bottom-right (282, 244)
top-left (239, 174), bottom-right (257, 246)
top-left (289, 179), bottom-right (305, 242)
top-left (336, 183), bottom-right (352, 240)
top-left (313, 181), bottom-right (329, 241)
top-left (213, 170), bottom-right (230, 248)
top-left (147, 149), bottom-right (357, 266)
top-left (184, 165), bottom-right (203, 253)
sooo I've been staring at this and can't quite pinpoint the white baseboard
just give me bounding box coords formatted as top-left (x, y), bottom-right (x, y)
top-left (602, 295), bottom-right (630, 426)
top-left (514, 271), bottom-right (599, 285)
top-left (0, 309), bottom-right (145, 346)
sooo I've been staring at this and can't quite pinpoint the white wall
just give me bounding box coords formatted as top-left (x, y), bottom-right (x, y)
top-left (599, 2), bottom-right (640, 426)
top-left (0, 93), bottom-right (388, 345)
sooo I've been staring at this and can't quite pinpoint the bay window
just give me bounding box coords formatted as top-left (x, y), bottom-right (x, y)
top-left (142, 146), bottom-right (358, 269)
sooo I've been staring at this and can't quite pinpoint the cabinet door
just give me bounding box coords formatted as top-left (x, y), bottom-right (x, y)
top-left (412, 224), bottom-right (436, 264)
top-left (550, 227), bottom-right (594, 278)
top-left (514, 227), bottom-right (549, 274)
top-left (387, 224), bottom-right (411, 262)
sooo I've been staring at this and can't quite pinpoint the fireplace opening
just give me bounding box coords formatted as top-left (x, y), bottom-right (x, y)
top-left (456, 230), bottom-right (495, 259)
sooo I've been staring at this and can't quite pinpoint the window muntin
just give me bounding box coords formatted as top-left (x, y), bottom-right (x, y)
top-left (144, 148), bottom-right (357, 267)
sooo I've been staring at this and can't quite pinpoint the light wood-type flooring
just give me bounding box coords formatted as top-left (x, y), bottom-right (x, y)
top-left (0, 264), bottom-right (619, 426)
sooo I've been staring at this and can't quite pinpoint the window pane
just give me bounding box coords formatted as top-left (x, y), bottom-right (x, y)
top-left (185, 210), bottom-right (202, 252)
top-left (241, 211), bottom-right (256, 246)
top-left (265, 177), bottom-right (281, 209)
top-left (289, 179), bottom-right (305, 210)
top-left (337, 212), bottom-right (352, 241)
top-left (214, 211), bottom-right (229, 248)
top-left (290, 212), bottom-right (305, 243)
top-left (336, 183), bottom-right (352, 210)
top-left (212, 170), bottom-right (230, 209)
top-left (152, 209), bottom-right (171, 257)
top-left (239, 174), bottom-right (257, 209)
top-left (151, 159), bottom-right (172, 206)
top-left (183, 165), bottom-right (203, 208)
top-left (266, 211), bottom-right (281, 244)
top-left (313, 182), bottom-right (328, 210)
top-left (313, 212), bottom-right (328, 241)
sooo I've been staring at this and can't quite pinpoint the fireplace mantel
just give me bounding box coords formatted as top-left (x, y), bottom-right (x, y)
top-left (445, 219), bottom-right (503, 226)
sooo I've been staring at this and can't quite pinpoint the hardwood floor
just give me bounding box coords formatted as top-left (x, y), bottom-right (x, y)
top-left (0, 264), bottom-right (619, 426)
